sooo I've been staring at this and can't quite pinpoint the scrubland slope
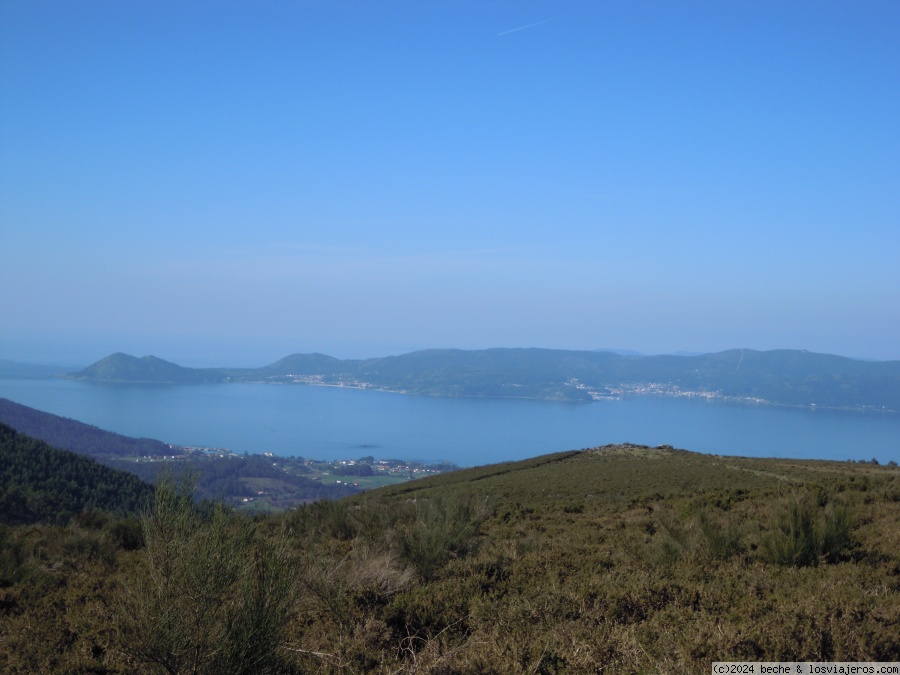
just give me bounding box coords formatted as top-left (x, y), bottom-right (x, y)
top-left (1, 444), bottom-right (898, 673)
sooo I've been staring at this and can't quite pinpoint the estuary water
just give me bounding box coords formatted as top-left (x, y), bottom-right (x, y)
top-left (0, 378), bottom-right (898, 466)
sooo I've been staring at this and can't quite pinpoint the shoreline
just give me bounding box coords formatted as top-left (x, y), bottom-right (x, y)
top-left (54, 374), bottom-right (900, 415)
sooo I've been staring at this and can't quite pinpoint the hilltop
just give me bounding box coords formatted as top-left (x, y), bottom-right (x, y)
top-left (362, 441), bottom-right (894, 508)
top-left (68, 352), bottom-right (227, 383)
top-left (286, 445), bottom-right (900, 671)
top-left (1, 442), bottom-right (897, 672)
top-left (66, 347), bottom-right (900, 411)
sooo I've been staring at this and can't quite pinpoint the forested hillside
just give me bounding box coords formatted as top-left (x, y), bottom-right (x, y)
top-left (0, 423), bottom-right (152, 524)
top-left (0, 399), bottom-right (369, 507)
top-left (0, 397), bottom-right (177, 458)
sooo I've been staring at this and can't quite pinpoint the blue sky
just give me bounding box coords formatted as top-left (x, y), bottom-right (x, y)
top-left (2, 1), bottom-right (898, 366)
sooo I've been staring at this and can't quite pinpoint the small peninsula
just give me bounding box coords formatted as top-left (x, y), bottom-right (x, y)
top-left (65, 348), bottom-right (900, 412)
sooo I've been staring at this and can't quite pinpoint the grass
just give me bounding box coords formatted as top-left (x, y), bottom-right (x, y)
top-left (0, 444), bottom-right (898, 673)
top-left (315, 473), bottom-right (412, 490)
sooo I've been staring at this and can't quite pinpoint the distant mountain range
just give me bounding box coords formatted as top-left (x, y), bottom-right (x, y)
top-left (62, 348), bottom-right (900, 411)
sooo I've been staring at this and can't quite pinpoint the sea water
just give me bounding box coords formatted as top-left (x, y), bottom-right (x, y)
top-left (0, 378), bottom-right (897, 466)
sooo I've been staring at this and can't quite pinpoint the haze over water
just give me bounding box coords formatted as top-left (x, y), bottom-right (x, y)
top-left (2, 379), bottom-right (897, 466)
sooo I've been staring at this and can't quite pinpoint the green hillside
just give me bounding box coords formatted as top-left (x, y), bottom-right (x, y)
top-left (0, 423), bottom-right (152, 524)
top-left (68, 347), bottom-right (900, 410)
top-left (1, 443), bottom-right (897, 673)
top-left (0, 397), bottom-right (177, 458)
top-left (293, 446), bottom-right (900, 672)
top-left (0, 399), bottom-right (364, 507)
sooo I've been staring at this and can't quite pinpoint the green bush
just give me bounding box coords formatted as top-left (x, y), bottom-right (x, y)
top-left (116, 475), bottom-right (299, 674)
top-left (696, 507), bottom-right (743, 561)
top-left (396, 495), bottom-right (488, 581)
top-left (645, 503), bottom-right (744, 567)
top-left (761, 492), bottom-right (855, 567)
top-left (108, 516), bottom-right (144, 550)
top-left (820, 502), bottom-right (854, 563)
top-left (292, 498), bottom-right (358, 540)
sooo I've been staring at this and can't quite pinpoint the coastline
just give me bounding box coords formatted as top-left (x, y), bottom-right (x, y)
top-left (57, 373), bottom-right (900, 415)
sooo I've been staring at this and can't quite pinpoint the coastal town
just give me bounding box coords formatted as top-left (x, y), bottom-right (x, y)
top-left (273, 372), bottom-right (766, 405)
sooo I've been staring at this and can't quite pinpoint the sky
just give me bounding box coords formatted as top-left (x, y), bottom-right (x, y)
top-left (2, 1), bottom-right (898, 367)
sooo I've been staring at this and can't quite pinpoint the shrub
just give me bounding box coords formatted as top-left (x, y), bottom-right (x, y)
top-left (695, 507), bottom-right (743, 561)
top-left (651, 506), bottom-right (689, 567)
top-left (821, 502), bottom-right (854, 563)
top-left (116, 475), bottom-right (299, 674)
top-left (762, 497), bottom-right (820, 567)
top-left (761, 492), bottom-right (855, 567)
top-left (294, 498), bottom-right (358, 540)
top-left (108, 516), bottom-right (144, 551)
top-left (396, 495), bottom-right (488, 581)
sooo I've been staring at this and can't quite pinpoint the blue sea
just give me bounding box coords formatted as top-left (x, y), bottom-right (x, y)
top-left (0, 378), bottom-right (897, 466)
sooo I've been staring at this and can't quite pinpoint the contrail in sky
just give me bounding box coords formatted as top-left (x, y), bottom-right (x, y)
top-left (497, 17), bottom-right (557, 36)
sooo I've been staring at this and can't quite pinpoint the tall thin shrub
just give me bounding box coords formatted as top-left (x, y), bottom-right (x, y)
top-left (397, 495), bottom-right (487, 580)
top-left (761, 493), bottom-right (854, 567)
top-left (821, 502), bottom-right (854, 563)
top-left (116, 475), bottom-right (299, 674)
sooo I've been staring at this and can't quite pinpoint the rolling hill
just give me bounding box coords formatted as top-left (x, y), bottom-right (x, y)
top-left (66, 347), bottom-right (900, 410)
top-left (2, 442), bottom-right (897, 672)
top-left (67, 352), bottom-right (228, 384)
top-left (0, 397), bottom-right (178, 459)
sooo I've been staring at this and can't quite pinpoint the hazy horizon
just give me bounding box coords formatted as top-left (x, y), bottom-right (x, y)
top-left (0, 339), bottom-right (894, 371)
top-left (3, 2), bottom-right (898, 365)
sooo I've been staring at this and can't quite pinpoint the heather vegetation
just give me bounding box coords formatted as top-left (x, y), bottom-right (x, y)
top-left (1, 444), bottom-right (898, 673)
